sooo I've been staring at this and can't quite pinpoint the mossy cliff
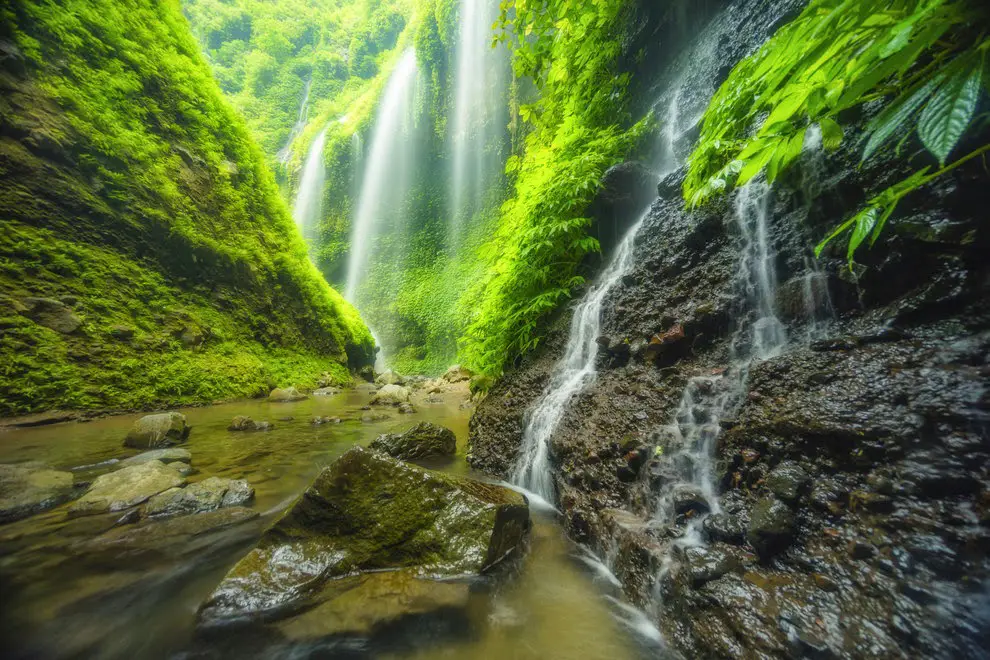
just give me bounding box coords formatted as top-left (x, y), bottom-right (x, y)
top-left (0, 0), bottom-right (373, 417)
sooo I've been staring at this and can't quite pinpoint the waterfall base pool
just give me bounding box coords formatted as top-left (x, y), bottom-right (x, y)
top-left (0, 390), bottom-right (662, 659)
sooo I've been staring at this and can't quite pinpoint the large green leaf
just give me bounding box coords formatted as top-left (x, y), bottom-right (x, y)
top-left (862, 73), bottom-right (942, 162)
top-left (918, 57), bottom-right (983, 166)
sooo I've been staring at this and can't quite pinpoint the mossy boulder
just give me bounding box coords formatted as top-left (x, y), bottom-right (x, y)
top-left (123, 412), bottom-right (191, 449)
top-left (70, 460), bottom-right (184, 516)
top-left (269, 387), bottom-right (307, 402)
top-left (369, 384), bottom-right (410, 405)
top-left (375, 369), bottom-right (406, 386)
top-left (0, 462), bottom-right (76, 524)
top-left (370, 422), bottom-right (457, 460)
top-left (199, 447), bottom-right (529, 623)
top-left (145, 477), bottom-right (254, 518)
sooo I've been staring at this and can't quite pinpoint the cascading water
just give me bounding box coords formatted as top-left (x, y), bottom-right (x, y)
top-left (276, 78), bottom-right (312, 165)
top-left (449, 0), bottom-right (507, 239)
top-left (511, 211), bottom-right (648, 505)
top-left (292, 127), bottom-right (328, 247)
top-left (650, 182), bottom-right (786, 557)
top-left (344, 49), bottom-right (419, 302)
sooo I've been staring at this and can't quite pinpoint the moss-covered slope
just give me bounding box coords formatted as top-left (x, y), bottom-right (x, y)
top-left (0, 0), bottom-right (373, 416)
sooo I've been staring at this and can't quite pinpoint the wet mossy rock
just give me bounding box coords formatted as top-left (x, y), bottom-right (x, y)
top-left (370, 422), bottom-right (457, 460)
top-left (123, 413), bottom-right (191, 449)
top-left (199, 447), bottom-right (530, 623)
top-left (0, 462), bottom-right (76, 524)
top-left (70, 460), bottom-right (185, 516)
top-left (370, 384), bottom-right (411, 406)
top-left (268, 387), bottom-right (307, 402)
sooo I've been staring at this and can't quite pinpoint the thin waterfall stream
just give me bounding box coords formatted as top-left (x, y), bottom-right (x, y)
top-left (291, 126), bottom-right (328, 248)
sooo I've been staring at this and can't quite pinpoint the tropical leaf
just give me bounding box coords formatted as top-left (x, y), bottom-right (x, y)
top-left (917, 56), bottom-right (983, 166)
top-left (819, 118), bottom-right (843, 151)
top-left (862, 73), bottom-right (942, 162)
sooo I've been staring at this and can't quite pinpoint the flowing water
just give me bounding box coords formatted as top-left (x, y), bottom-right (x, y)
top-left (345, 49), bottom-right (419, 302)
top-left (511, 211), bottom-right (647, 504)
top-left (449, 0), bottom-right (507, 240)
top-left (277, 78), bottom-right (312, 166)
top-left (292, 126), bottom-right (328, 248)
top-left (0, 393), bottom-right (660, 660)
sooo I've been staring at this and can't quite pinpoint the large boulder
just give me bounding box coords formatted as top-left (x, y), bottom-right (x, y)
top-left (70, 460), bottom-right (184, 516)
top-left (370, 422), bottom-right (456, 460)
top-left (268, 387), bottom-right (306, 402)
top-left (370, 384), bottom-right (410, 406)
top-left (375, 369), bottom-right (406, 386)
top-left (145, 477), bottom-right (254, 518)
top-left (119, 448), bottom-right (192, 468)
top-left (442, 364), bottom-right (473, 383)
top-left (0, 462), bottom-right (75, 523)
top-left (123, 412), bottom-right (190, 449)
top-left (199, 447), bottom-right (529, 623)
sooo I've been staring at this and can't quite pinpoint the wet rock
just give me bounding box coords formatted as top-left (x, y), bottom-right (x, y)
top-left (145, 477), bottom-right (254, 518)
top-left (747, 497), bottom-right (796, 559)
top-left (167, 461), bottom-right (195, 477)
top-left (361, 412), bottom-right (391, 423)
top-left (398, 402), bottom-right (416, 414)
top-left (644, 324), bottom-right (687, 362)
top-left (70, 460), bottom-right (184, 516)
top-left (119, 448), bottom-right (192, 468)
top-left (355, 382), bottom-right (379, 393)
top-left (20, 297), bottom-right (81, 333)
top-left (311, 416), bottom-right (341, 425)
top-left (442, 364), bottom-right (473, 383)
top-left (123, 412), bottom-right (191, 449)
top-left (375, 370), bottom-right (406, 386)
top-left (268, 387), bottom-right (306, 402)
top-left (765, 461), bottom-right (810, 502)
top-left (684, 544), bottom-right (746, 587)
top-left (0, 462), bottom-right (75, 524)
top-left (703, 512), bottom-right (747, 544)
top-left (370, 384), bottom-right (411, 406)
top-left (370, 422), bottom-right (457, 460)
top-left (228, 416), bottom-right (274, 432)
top-left (198, 447), bottom-right (529, 623)
top-left (312, 387), bottom-right (340, 397)
top-left (673, 485), bottom-right (711, 516)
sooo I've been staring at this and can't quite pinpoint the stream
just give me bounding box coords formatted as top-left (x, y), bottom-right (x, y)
top-left (0, 391), bottom-right (662, 659)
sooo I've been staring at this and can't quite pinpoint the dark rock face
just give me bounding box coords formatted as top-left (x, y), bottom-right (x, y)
top-left (370, 422), bottom-right (457, 460)
top-left (469, 3), bottom-right (990, 653)
top-left (199, 447), bottom-right (529, 626)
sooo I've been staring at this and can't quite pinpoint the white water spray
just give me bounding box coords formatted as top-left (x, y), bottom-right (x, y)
top-left (277, 79), bottom-right (312, 165)
top-left (345, 49), bottom-right (419, 301)
top-left (449, 0), bottom-right (506, 239)
top-left (292, 127), bottom-right (328, 247)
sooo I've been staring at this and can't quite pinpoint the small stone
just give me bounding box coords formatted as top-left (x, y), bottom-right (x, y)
top-left (370, 384), bottom-right (411, 406)
top-left (312, 387), bottom-right (340, 397)
top-left (766, 462), bottom-right (810, 502)
top-left (747, 497), bottom-right (796, 559)
top-left (311, 416), bottom-right (341, 425)
top-left (848, 540), bottom-right (876, 560)
top-left (673, 485), bottom-right (711, 516)
top-left (370, 422), bottom-right (456, 460)
top-left (228, 416), bottom-right (274, 432)
top-left (167, 462), bottom-right (195, 476)
top-left (119, 448), bottom-right (192, 468)
top-left (145, 477), bottom-right (253, 518)
top-left (398, 402), bottom-right (416, 414)
top-left (813, 573), bottom-right (838, 592)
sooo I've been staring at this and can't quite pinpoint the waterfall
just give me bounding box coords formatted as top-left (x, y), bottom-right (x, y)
top-left (277, 78), bottom-right (312, 165)
top-left (292, 127), bottom-right (328, 247)
top-left (650, 182), bottom-right (786, 553)
top-left (344, 49), bottom-right (419, 302)
top-left (511, 212), bottom-right (647, 504)
top-left (449, 0), bottom-right (506, 240)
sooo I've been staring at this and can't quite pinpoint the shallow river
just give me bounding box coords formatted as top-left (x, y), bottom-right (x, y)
top-left (0, 390), bottom-right (663, 659)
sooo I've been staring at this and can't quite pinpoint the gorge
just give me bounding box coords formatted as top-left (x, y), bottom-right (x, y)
top-left (2, 0), bottom-right (989, 658)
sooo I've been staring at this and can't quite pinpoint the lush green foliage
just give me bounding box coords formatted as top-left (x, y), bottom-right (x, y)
top-left (458, 0), bottom-right (648, 375)
top-left (0, 0), bottom-right (371, 415)
top-left (685, 0), bottom-right (989, 265)
top-left (182, 0), bottom-right (414, 169)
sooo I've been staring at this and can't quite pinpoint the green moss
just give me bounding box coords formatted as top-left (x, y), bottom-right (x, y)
top-left (0, 0), bottom-right (371, 416)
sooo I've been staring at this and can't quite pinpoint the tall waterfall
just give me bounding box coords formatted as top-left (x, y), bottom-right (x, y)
top-left (292, 127), bottom-right (328, 247)
top-left (276, 78), bottom-right (312, 165)
top-left (449, 0), bottom-right (506, 239)
top-left (344, 49), bottom-right (419, 301)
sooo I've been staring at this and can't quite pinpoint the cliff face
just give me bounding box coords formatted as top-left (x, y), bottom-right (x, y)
top-left (468, 1), bottom-right (990, 657)
top-left (0, 0), bottom-right (373, 416)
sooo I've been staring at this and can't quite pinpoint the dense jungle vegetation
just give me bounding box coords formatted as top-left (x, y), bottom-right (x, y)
top-left (0, 0), bottom-right (372, 416)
